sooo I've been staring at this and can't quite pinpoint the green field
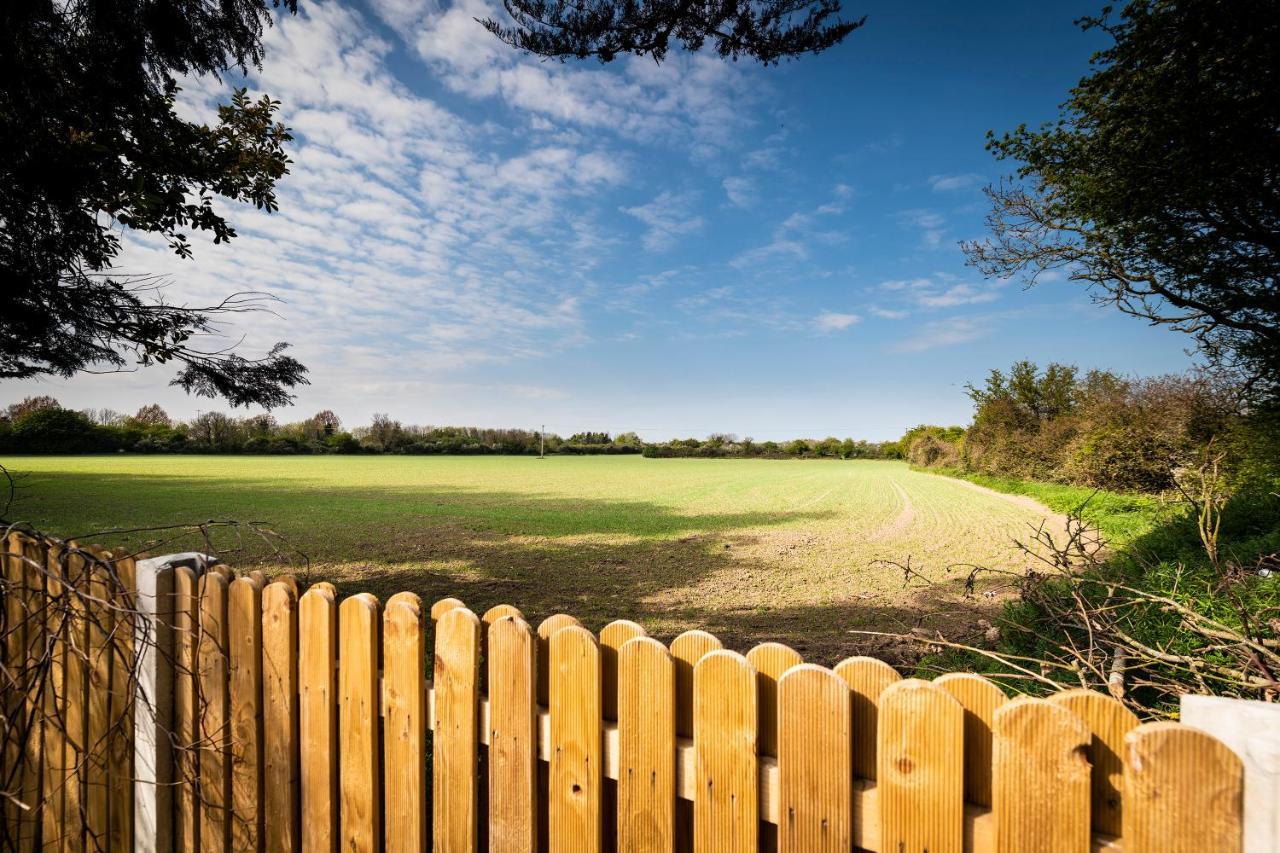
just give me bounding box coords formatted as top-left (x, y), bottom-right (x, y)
top-left (0, 455), bottom-right (1069, 662)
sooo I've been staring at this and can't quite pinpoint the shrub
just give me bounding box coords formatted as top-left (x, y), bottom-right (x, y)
top-left (9, 408), bottom-right (104, 453)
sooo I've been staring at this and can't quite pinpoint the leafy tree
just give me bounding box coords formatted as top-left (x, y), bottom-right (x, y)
top-left (482, 0), bottom-right (864, 64)
top-left (133, 404), bottom-right (173, 427)
top-left (5, 396), bottom-right (61, 421)
top-left (9, 408), bottom-right (101, 453)
top-left (1, 0), bottom-right (307, 408)
top-left (963, 0), bottom-right (1280, 400)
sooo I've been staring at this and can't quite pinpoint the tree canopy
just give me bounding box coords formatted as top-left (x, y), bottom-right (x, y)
top-left (481, 0), bottom-right (863, 63)
top-left (963, 0), bottom-right (1280, 402)
top-left (1, 0), bottom-right (306, 408)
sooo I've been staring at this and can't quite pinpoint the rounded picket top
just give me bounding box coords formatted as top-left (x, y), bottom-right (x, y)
top-left (1048, 687), bottom-right (1139, 837)
top-left (834, 655), bottom-right (901, 780)
top-left (430, 597), bottom-right (466, 621)
top-left (273, 573), bottom-right (300, 599)
top-left (777, 664), bottom-right (853, 853)
top-left (537, 612), bottom-right (583, 639)
top-left (600, 619), bottom-right (648, 720)
top-left (481, 603), bottom-right (524, 629)
top-left (672, 630), bottom-right (725, 737)
top-left (246, 569), bottom-right (267, 588)
top-left (262, 578), bottom-right (297, 610)
top-left (746, 642), bottom-right (804, 758)
top-left (992, 697), bottom-right (1092, 853)
top-left (1123, 722), bottom-right (1243, 853)
top-left (536, 613), bottom-right (583, 705)
top-left (934, 672), bottom-right (1007, 807)
top-left (301, 582), bottom-right (336, 605)
top-left (307, 580), bottom-right (337, 598)
top-left (387, 591), bottom-right (422, 614)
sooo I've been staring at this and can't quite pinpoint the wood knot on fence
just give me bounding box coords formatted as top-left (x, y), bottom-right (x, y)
top-left (0, 531), bottom-right (1245, 852)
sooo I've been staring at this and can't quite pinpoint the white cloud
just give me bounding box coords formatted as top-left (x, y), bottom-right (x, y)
top-left (892, 315), bottom-right (995, 352)
top-left (898, 208), bottom-right (948, 249)
top-left (879, 275), bottom-right (1003, 309)
top-left (929, 172), bottom-right (984, 191)
top-left (815, 312), bottom-right (861, 332)
top-left (869, 306), bottom-right (909, 320)
top-left (722, 176), bottom-right (756, 208)
top-left (621, 191), bottom-right (705, 252)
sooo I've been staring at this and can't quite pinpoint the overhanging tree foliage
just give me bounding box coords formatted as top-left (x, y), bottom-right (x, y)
top-left (481, 0), bottom-right (864, 63)
top-left (963, 0), bottom-right (1280, 401)
top-left (1, 0), bottom-right (307, 408)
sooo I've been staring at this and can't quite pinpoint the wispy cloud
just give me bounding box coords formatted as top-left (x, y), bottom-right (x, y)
top-left (879, 275), bottom-right (1003, 310)
top-left (621, 191), bottom-right (706, 252)
top-left (815, 311), bottom-right (861, 332)
top-left (929, 172), bottom-right (984, 191)
top-left (892, 315), bottom-right (996, 352)
top-left (722, 175), bottom-right (756, 208)
top-left (897, 208), bottom-right (948, 249)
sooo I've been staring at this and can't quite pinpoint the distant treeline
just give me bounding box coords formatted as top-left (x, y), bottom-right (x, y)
top-left (897, 361), bottom-right (1279, 496)
top-left (0, 398), bottom-right (899, 459)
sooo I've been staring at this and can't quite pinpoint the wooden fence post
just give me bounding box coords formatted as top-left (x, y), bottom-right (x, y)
top-left (229, 575), bottom-right (264, 852)
top-left (617, 636), bottom-right (676, 853)
top-left (549, 625), bottom-right (603, 853)
top-left (488, 614), bottom-right (539, 853)
top-left (433, 605), bottom-right (481, 852)
top-left (384, 593), bottom-right (427, 853)
top-left (777, 664), bottom-right (852, 853)
top-left (692, 650), bottom-right (757, 853)
top-left (299, 585), bottom-right (339, 853)
top-left (339, 593), bottom-right (382, 852)
top-left (198, 570), bottom-right (231, 853)
top-left (992, 697), bottom-right (1092, 853)
top-left (877, 678), bottom-right (964, 853)
top-left (1123, 722), bottom-right (1244, 853)
top-left (263, 581), bottom-right (301, 853)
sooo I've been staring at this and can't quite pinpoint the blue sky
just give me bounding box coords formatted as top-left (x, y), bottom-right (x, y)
top-left (10, 0), bottom-right (1198, 440)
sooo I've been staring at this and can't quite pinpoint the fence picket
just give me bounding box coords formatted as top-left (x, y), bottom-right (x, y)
top-left (431, 597), bottom-right (466, 621)
top-left (993, 697), bottom-right (1092, 853)
top-left (693, 650), bottom-right (757, 853)
top-left (198, 571), bottom-right (232, 853)
top-left (229, 576), bottom-right (264, 852)
top-left (1049, 688), bottom-right (1138, 839)
top-left (617, 637), bottom-right (676, 853)
top-left (537, 614), bottom-right (583, 707)
top-left (105, 552), bottom-right (135, 852)
top-left (339, 594), bottom-right (382, 852)
top-left (299, 586), bottom-right (339, 853)
top-left (384, 594), bottom-right (428, 853)
top-left (482, 603), bottom-right (524, 629)
top-left (488, 614), bottom-right (538, 853)
top-left (84, 551), bottom-right (112, 852)
top-left (173, 566), bottom-right (200, 853)
top-left (933, 672), bottom-right (1006, 808)
top-left (434, 606), bottom-right (481, 852)
top-left (777, 664), bottom-right (851, 853)
top-left (5, 535), bottom-right (44, 850)
top-left (62, 549), bottom-right (89, 852)
top-left (263, 582), bottom-right (301, 853)
top-left (877, 678), bottom-right (964, 853)
top-left (833, 656), bottom-right (901, 782)
top-left (1122, 722), bottom-right (1243, 853)
top-left (549, 625), bottom-right (603, 853)
top-left (600, 620), bottom-right (647, 721)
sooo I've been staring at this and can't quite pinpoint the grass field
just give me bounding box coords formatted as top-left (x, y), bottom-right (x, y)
top-left (0, 455), bottom-right (1071, 662)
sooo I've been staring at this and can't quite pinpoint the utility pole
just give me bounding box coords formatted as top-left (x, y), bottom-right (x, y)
top-left (539, 424), bottom-right (545, 459)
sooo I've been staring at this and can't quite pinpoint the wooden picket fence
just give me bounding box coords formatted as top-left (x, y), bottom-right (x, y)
top-left (1, 532), bottom-right (1246, 852)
